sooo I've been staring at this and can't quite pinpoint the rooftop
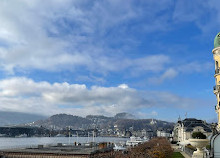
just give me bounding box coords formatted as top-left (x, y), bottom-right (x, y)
top-left (0, 143), bottom-right (113, 157)
top-left (214, 32), bottom-right (220, 48)
top-left (177, 118), bottom-right (212, 132)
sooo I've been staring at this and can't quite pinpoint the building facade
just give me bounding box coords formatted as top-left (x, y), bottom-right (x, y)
top-left (173, 118), bottom-right (212, 142)
top-left (156, 130), bottom-right (171, 138)
top-left (213, 32), bottom-right (220, 130)
top-left (210, 32), bottom-right (220, 158)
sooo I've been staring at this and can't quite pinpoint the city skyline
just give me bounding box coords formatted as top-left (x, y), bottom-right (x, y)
top-left (0, 0), bottom-right (219, 122)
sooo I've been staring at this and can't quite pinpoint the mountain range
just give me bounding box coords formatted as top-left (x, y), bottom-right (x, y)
top-left (0, 111), bottom-right (175, 132)
top-left (31, 113), bottom-right (174, 131)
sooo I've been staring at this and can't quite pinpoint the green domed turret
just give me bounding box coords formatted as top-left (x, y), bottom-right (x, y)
top-left (214, 32), bottom-right (220, 48)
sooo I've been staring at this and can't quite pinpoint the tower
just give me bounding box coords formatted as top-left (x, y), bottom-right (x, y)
top-left (212, 32), bottom-right (220, 130)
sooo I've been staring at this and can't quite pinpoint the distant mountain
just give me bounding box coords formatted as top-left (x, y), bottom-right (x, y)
top-left (114, 119), bottom-right (174, 131)
top-left (0, 111), bottom-right (46, 126)
top-left (114, 112), bottom-right (136, 119)
top-left (31, 113), bottom-right (174, 131)
top-left (34, 114), bottom-right (92, 129)
top-left (86, 115), bottom-right (111, 120)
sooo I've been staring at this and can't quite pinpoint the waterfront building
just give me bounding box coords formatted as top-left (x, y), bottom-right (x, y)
top-left (146, 129), bottom-right (154, 138)
top-left (156, 129), bottom-right (172, 138)
top-left (173, 118), bottom-right (212, 142)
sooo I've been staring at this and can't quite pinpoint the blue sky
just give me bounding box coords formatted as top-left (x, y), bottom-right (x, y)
top-left (0, 0), bottom-right (219, 122)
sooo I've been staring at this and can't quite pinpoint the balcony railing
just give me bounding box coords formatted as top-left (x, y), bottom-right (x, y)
top-left (215, 68), bottom-right (220, 74)
top-left (214, 85), bottom-right (217, 91)
top-left (213, 85), bottom-right (220, 93)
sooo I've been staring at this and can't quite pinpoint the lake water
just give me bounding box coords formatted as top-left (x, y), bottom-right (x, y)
top-left (0, 137), bottom-right (129, 149)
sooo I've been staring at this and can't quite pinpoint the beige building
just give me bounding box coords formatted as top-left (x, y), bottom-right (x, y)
top-left (213, 32), bottom-right (220, 130)
top-left (173, 118), bottom-right (212, 142)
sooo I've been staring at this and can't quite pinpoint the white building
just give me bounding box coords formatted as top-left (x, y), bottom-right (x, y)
top-left (173, 118), bottom-right (212, 143)
top-left (150, 119), bottom-right (157, 125)
top-left (157, 130), bottom-right (172, 138)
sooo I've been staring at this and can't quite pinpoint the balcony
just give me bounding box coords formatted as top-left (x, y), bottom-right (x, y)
top-left (215, 105), bottom-right (219, 111)
top-left (214, 85), bottom-right (220, 94)
top-left (215, 68), bottom-right (220, 75)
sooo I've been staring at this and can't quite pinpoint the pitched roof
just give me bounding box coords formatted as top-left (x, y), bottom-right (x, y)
top-left (178, 118), bottom-right (212, 132)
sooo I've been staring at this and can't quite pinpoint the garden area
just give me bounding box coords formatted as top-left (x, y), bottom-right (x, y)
top-left (171, 152), bottom-right (184, 158)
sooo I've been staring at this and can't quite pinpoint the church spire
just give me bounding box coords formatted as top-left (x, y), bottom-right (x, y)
top-left (178, 115), bottom-right (181, 121)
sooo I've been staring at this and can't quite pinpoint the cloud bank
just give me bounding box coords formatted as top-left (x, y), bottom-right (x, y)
top-left (0, 0), bottom-right (213, 78)
top-left (0, 77), bottom-right (203, 117)
top-left (0, 0), bottom-right (216, 120)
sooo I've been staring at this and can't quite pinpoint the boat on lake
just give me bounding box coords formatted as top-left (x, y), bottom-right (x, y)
top-left (113, 143), bottom-right (127, 151)
top-left (55, 134), bottom-right (66, 137)
top-left (15, 134), bottom-right (28, 138)
top-left (126, 136), bottom-right (148, 146)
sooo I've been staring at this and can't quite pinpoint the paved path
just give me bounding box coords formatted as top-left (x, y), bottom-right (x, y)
top-left (171, 144), bottom-right (191, 158)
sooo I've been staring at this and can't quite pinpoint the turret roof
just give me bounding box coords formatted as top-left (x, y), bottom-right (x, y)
top-left (214, 32), bottom-right (220, 48)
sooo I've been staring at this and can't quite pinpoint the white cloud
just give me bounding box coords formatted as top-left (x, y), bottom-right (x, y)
top-left (137, 111), bottom-right (158, 119)
top-left (172, 0), bottom-right (220, 35)
top-left (0, 77), bottom-right (204, 116)
top-left (0, 0), bottom-right (174, 76)
top-left (0, 0), bottom-right (216, 120)
top-left (147, 60), bottom-right (213, 84)
top-left (0, 0), bottom-right (213, 82)
top-left (132, 55), bottom-right (170, 72)
top-left (118, 84), bottom-right (129, 89)
top-left (177, 61), bottom-right (212, 73)
top-left (148, 68), bottom-right (178, 84)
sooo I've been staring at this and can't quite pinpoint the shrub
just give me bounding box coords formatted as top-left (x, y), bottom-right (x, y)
top-left (186, 144), bottom-right (196, 151)
top-left (192, 132), bottom-right (206, 139)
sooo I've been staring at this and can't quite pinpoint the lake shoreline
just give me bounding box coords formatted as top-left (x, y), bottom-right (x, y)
top-left (0, 136), bottom-right (129, 150)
